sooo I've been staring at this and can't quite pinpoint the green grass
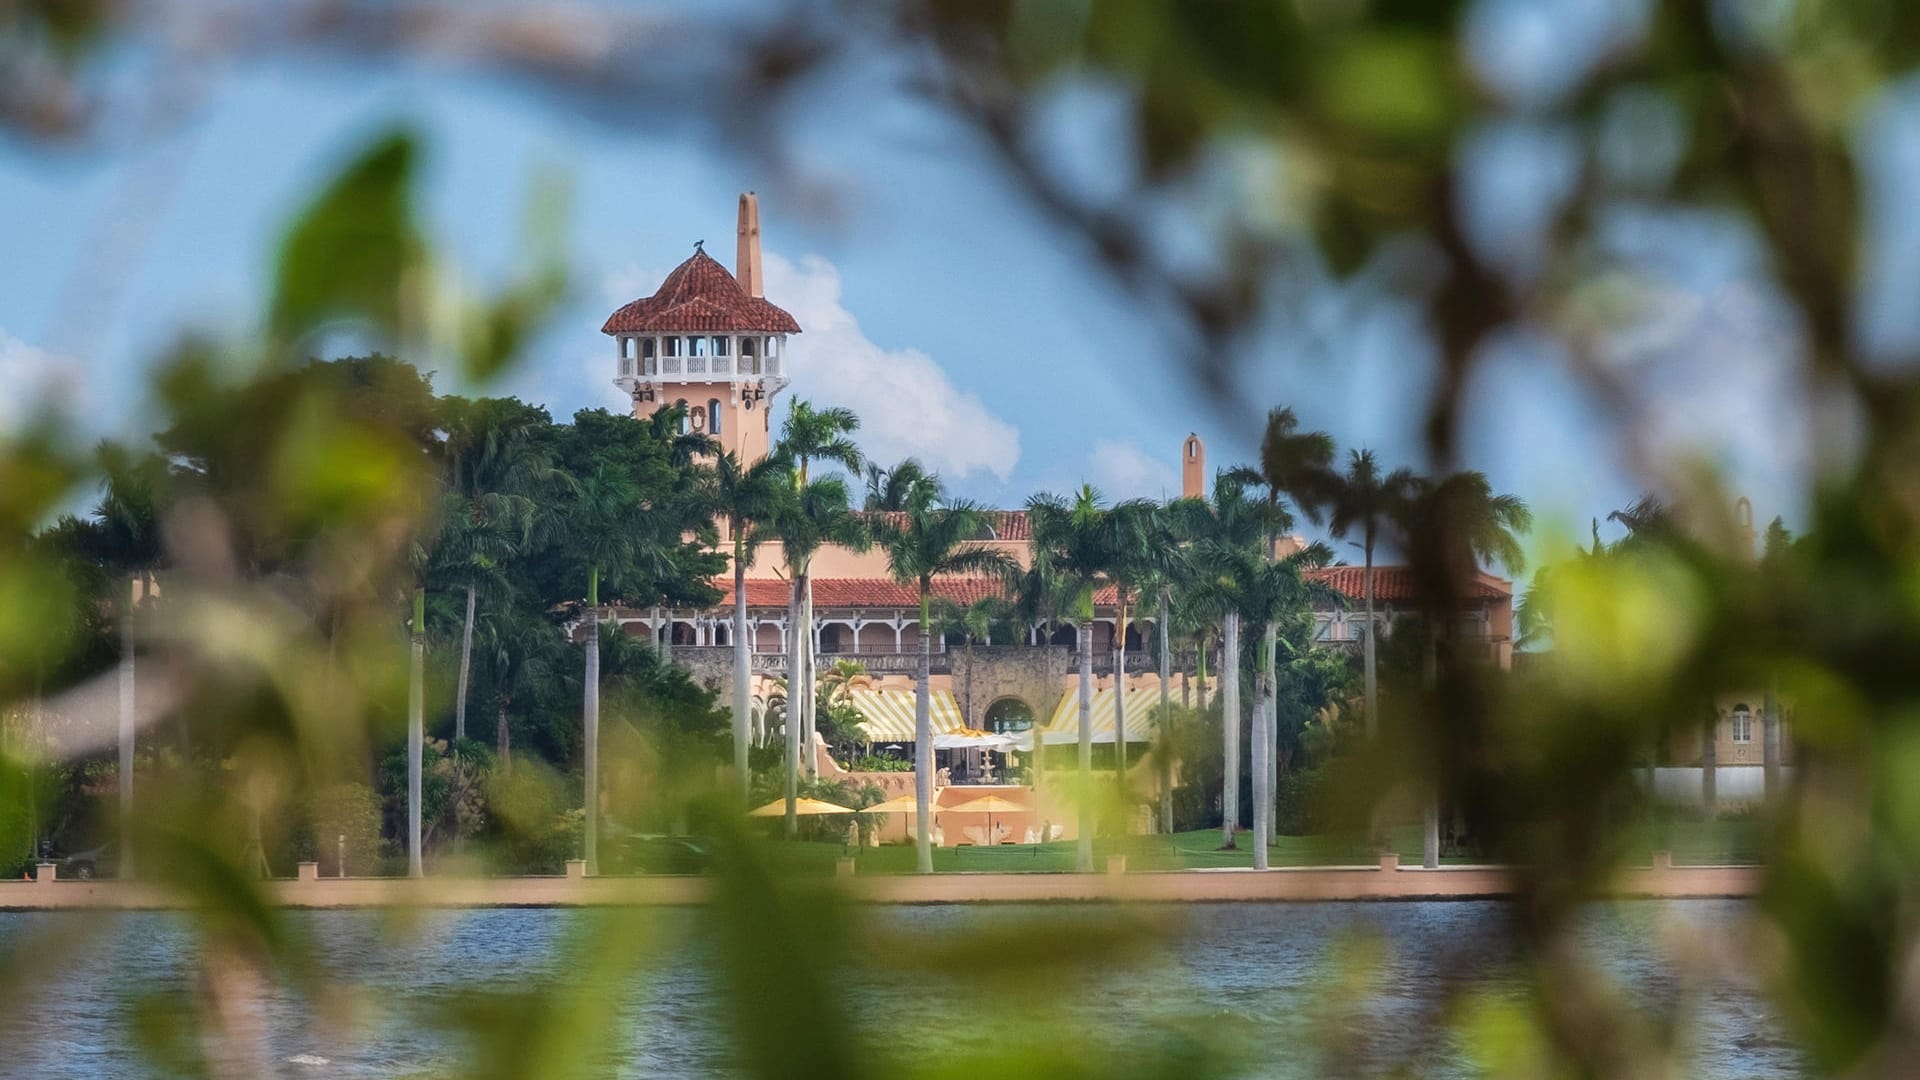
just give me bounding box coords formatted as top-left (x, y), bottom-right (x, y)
top-left (756, 819), bottom-right (1765, 877)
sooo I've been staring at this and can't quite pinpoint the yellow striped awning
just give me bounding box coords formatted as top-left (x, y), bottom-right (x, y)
top-left (1037, 678), bottom-right (1209, 744)
top-left (850, 688), bottom-right (965, 742)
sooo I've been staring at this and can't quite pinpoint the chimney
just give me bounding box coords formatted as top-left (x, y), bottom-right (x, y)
top-left (736, 192), bottom-right (763, 298)
top-left (1181, 434), bottom-right (1205, 499)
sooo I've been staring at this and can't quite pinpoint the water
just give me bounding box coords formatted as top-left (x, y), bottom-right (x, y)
top-left (0, 901), bottom-right (1802, 1077)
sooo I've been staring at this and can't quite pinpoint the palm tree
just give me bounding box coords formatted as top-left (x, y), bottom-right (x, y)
top-left (564, 464), bottom-right (644, 875)
top-left (476, 605), bottom-right (562, 773)
top-left (874, 477), bottom-right (1016, 874)
top-left (1101, 499), bottom-right (1169, 803)
top-left (1327, 449), bottom-right (1417, 740)
top-left (1209, 545), bottom-right (1308, 870)
top-left (708, 450), bottom-right (791, 807)
top-left (1169, 474), bottom-right (1283, 848)
top-left (433, 490), bottom-right (536, 741)
top-left (864, 457), bottom-right (929, 512)
top-left (932, 594), bottom-right (1015, 727)
top-left (1232, 407), bottom-right (1332, 848)
top-left (1399, 470), bottom-right (1532, 868)
top-left (1026, 485), bottom-right (1122, 874)
top-left (87, 443), bottom-right (168, 879)
top-left (766, 473), bottom-right (867, 835)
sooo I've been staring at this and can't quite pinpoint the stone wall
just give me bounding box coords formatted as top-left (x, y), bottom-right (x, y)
top-left (948, 645), bottom-right (1072, 730)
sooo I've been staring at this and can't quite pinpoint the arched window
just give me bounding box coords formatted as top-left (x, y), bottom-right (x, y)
top-left (740, 336), bottom-right (757, 373)
top-left (675, 399), bottom-right (689, 434)
top-left (985, 698), bottom-right (1035, 734)
top-left (1731, 704), bottom-right (1753, 743)
top-left (708, 399), bottom-right (723, 436)
top-left (1047, 624), bottom-right (1077, 648)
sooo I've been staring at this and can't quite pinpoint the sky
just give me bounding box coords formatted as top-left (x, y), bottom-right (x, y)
top-left (0, 5), bottom-right (1865, 576)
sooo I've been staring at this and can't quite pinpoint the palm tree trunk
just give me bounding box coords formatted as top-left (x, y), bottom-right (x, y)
top-left (455, 584), bottom-right (476, 742)
top-left (1422, 636), bottom-right (1439, 869)
top-left (801, 571), bottom-right (817, 780)
top-left (914, 589), bottom-right (935, 874)
top-left (1251, 621), bottom-right (1274, 869)
top-left (1220, 612), bottom-right (1240, 848)
top-left (1701, 704), bottom-right (1718, 815)
top-left (496, 697), bottom-right (512, 774)
top-left (1113, 593), bottom-right (1129, 822)
top-left (784, 577), bottom-right (802, 837)
top-left (118, 579), bottom-right (136, 880)
top-left (1763, 681), bottom-right (1781, 799)
top-left (583, 574), bottom-right (600, 876)
top-left (1158, 589), bottom-right (1173, 835)
top-left (1259, 622), bottom-right (1274, 849)
top-left (1076, 617), bottom-right (1094, 873)
top-left (733, 539), bottom-right (752, 809)
top-left (408, 586), bottom-right (426, 879)
top-left (1363, 546), bottom-right (1378, 740)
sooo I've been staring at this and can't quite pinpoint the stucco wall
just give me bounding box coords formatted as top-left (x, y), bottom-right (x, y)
top-left (949, 645), bottom-right (1073, 730)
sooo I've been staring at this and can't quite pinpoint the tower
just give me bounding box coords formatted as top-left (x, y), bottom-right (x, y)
top-left (1181, 433), bottom-right (1205, 499)
top-left (604, 193), bottom-right (799, 463)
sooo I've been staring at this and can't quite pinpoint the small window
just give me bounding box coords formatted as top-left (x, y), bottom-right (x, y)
top-left (708, 399), bottom-right (723, 436)
top-left (713, 336), bottom-right (729, 356)
top-left (675, 399), bottom-right (689, 434)
top-left (641, 338), bottom-right (657, 358)
top-left (1731, 705), bottom-right (1753, 744)
top-left (740, 337), bottom-right (756, 356)
top-left (664, 337), bottom-right (682, 357)
top-left (692, 336), bottom-right (708, 356)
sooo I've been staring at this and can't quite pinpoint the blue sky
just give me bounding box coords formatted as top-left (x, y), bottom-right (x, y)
top-left (1, 19), bottom-right (1844, 572)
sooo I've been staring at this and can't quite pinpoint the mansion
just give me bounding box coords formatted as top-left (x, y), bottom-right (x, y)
top-left (595, 194), bottom-right (1519, 757)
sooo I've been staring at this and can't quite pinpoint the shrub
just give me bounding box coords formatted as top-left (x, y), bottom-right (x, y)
top-left (1273, 767), bottom-right (1328, 836)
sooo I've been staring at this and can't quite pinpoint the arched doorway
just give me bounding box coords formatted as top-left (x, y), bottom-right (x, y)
top-left (984, 697), bottom-right (1035, 734)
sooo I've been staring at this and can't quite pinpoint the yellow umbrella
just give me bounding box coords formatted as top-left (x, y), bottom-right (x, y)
top-left (749, 797), bottom-right (856, 817)
top-left (858, 793), bottom-right (921, 814)
top-left (945, 794), bottom-right (1031, 846)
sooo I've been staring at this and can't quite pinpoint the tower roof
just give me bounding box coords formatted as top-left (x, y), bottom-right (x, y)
top-left (601, 247), bottom-right (801, 335)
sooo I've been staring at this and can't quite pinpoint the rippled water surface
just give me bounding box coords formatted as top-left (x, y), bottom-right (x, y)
top-left (0, 900), bottom-right (1801, 1077)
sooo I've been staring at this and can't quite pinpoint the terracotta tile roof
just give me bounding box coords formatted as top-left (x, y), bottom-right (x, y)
top-left (601, 248), bottom-right (802, 335)
top-left (861, 509), bottom-right (1030, 541)
top-left (1304, 566), bottom-right (1510, 602)
top-left (718, 566), bottom-right (1508, 611)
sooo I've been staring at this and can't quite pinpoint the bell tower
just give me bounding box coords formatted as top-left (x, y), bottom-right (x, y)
top-left (1182, 434), bottom-right (1205, 498)
top-left (603, 193), bottom-right (800, 463)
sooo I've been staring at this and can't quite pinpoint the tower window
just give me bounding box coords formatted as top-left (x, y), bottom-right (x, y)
top-left (708, 398), bottom-right (723, 436)
top-left (664, 336), bottom-right (682, 357)
top-left (675, 398), bottom-right (689, 434)
top-left (712, 336), bottom-right (729, 356)
top-left (691, 336), bottom-right (708, 356)
top-left (642, 338), bottom-right (656, 357)
top-left (1731, 704), bottom-right (1753, 743)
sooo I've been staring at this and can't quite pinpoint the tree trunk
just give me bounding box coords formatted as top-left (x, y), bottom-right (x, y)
top-left (1251, 622), bottom-right (1273, 871)
top-left (1701, 705), bottom-right (1718, 815)
top-left (1158, 589), bottom-right (1173, 835)
top-left (1763, 681), bottom-right (1781, 799)
top-left (1266, 625), bottom-right (1280, 849)
top-left (496, 697), bottom-right (512, 774)
top-left (119, 579), bottom-right (136, 880)
top-left (784, 576), bottom-right (803, 837)
top-left (914, 590), bottom-right (935, 874)
top-left (801, 571), bottom-right (817, 780)
top-left (583, 575), bottom-right (601, 876)
top-left (733, 539), bottom-right (752, 809)
top-left (455, 584), bottom-right (476, 741)
top-left (1113, 593), bottom-right (1129, 823)
top-left (1423, 636), bottom-right (1439, 869)
top-left (1363, 546), bottom-right (1378, 740)
top-left (1076, 617), bottom-right (1094, 874)
top-left (408, 587), bottom-right (426, 879)
top-left (1220, 612), bottom-right (1240, 849)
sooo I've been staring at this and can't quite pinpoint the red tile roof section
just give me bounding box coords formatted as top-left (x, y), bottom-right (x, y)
top-left (861, 509), bottom-right (1030, 541)
top-left (602, 249), bottom-right (802, 335)
top-left (721, 567), bottom-right (1507, 610)
top-left (1303, 566), bottom-right (1509, 602)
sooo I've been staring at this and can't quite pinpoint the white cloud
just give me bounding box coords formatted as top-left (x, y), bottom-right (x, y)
top-left (0, 329), bottom-right (81, 432)
top-left (764, 252), bottom-right (1021, 482)
top-left (1086, 438), bottom-right (1180, 501)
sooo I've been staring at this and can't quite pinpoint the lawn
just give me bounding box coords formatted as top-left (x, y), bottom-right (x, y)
top-left (756, 819), bottom-right (1765, 877)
